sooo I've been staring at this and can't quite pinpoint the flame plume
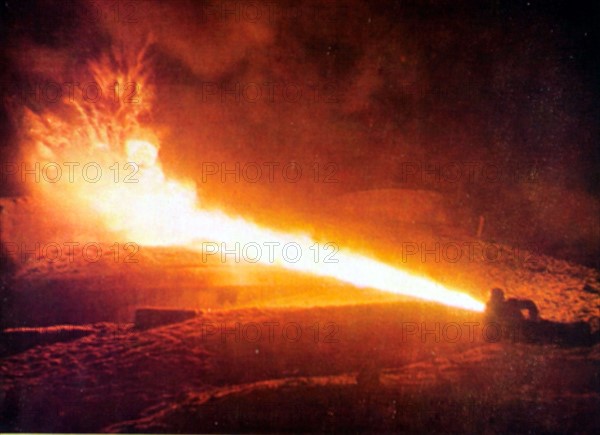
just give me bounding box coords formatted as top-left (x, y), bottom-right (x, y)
top-left (22, 48), bottom-right (484, 312)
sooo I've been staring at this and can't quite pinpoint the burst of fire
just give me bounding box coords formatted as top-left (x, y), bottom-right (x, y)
top-left (21, 48), bottom-right (485, 312)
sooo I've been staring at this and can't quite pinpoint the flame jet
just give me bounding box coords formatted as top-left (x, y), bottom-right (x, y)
top-left (81, 139), bottom-right (484, 312)
top-left (21, 50), bottom-right (485, 313)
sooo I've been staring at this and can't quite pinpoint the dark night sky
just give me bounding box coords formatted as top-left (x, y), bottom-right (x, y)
top-left (1, 0), bottom-right (599, 265)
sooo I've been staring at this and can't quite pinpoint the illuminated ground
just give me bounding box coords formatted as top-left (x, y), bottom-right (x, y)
top-left (1, 196), bottom-right (599, 432)
top-left (1, 303), bottom-right (599, 433)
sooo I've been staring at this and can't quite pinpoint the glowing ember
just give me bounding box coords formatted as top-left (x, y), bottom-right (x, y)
top-left (22, 50), bottom-right (485, 312)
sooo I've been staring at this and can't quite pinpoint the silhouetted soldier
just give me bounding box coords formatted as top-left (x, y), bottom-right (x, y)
top-left (485, 288), bottom-right (539, 323)
top-left (485, 288), bottom-right (597, 346)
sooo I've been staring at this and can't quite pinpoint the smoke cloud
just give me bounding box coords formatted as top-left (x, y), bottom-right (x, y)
top-left (1, 0), bottom-right (598, 265)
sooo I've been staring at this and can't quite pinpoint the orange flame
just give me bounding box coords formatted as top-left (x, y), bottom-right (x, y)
top-left (22, 49), bottom-right (485, 312)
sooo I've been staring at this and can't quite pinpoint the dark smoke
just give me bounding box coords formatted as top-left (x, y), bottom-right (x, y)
top-left (1, 0), bottom-right (599, 266)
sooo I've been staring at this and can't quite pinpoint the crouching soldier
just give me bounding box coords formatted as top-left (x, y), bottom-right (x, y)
top-left (485, 288), bottom-right (539, 323)
top-left (484, 288), bottom-right (597, 346)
